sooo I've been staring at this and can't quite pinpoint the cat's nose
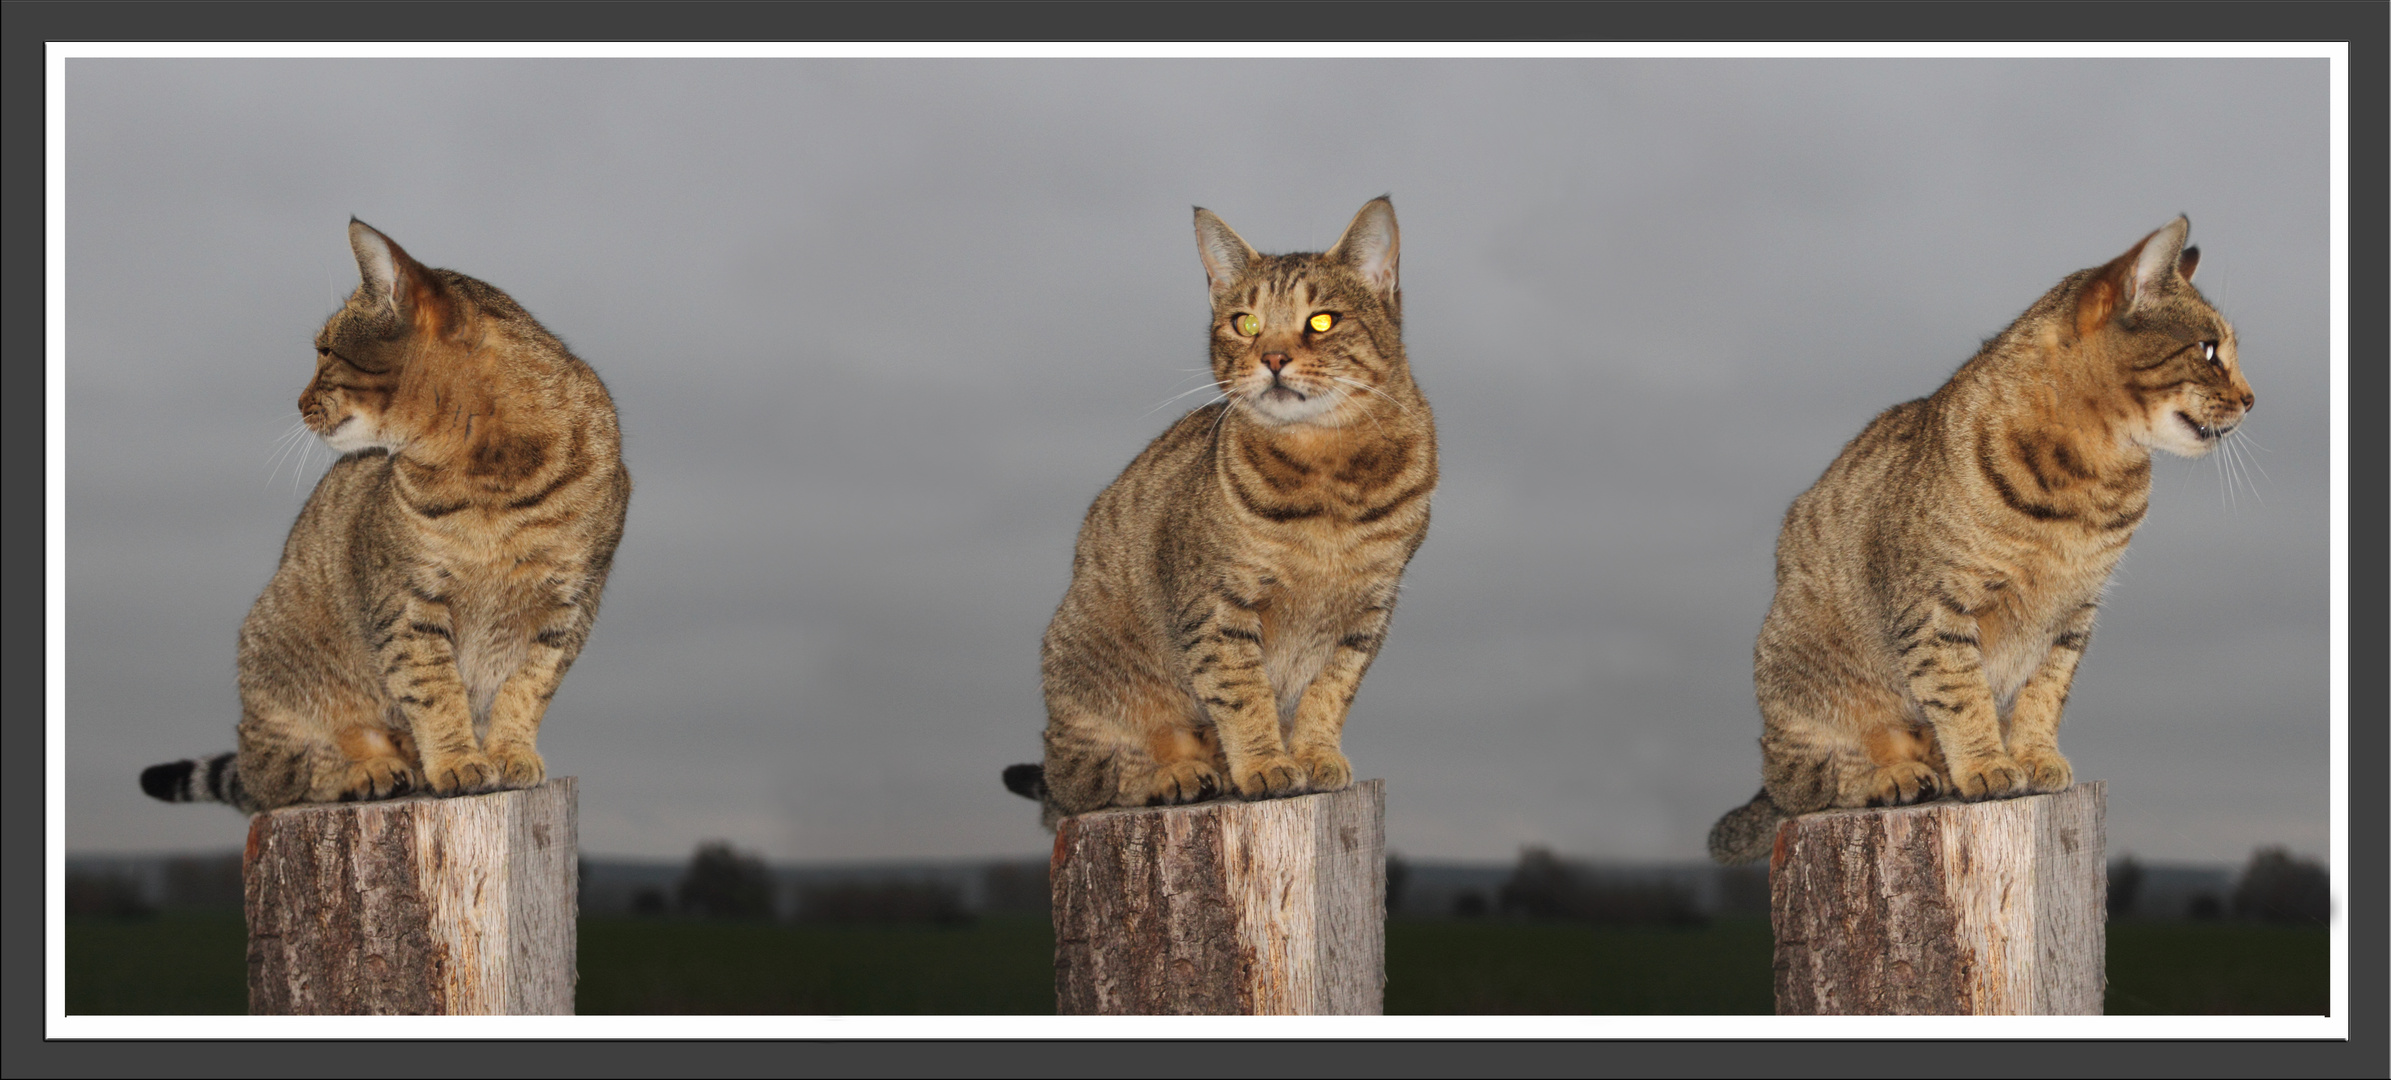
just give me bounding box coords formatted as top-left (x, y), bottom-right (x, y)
top-left (2241, 389), bottom-right (2255, 410)
top-left (1262, 353), bottom-right (1290, 374)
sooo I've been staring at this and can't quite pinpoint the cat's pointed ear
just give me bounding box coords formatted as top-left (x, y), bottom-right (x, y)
top-left (2177, 245), bottom-right (2200, 283)
top-left (1194, 207), bottom-right (1257, 294)
top-left (350, 218), bottom-right (403, 307)
top-left (2125, 216), bottom-right (2190, 309)
top-left (1327, 196), bottom-right (1399, 304)
top-left (349, 218), bottom-right (453, 335)
top-left (2075, 216), bottom-right (2190, 334)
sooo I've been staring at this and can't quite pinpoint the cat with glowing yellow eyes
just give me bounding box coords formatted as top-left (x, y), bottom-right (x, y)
top-left (1003, 197), bottom-right (1437, 828)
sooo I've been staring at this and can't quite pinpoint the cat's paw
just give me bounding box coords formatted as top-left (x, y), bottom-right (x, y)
top-left (1293, 747), bottom-right (1352, 791)
top-left (335, 756), bottom-right (418, 802)
top-left (1861, 761), bottom-right (1942, 807)
top-left (1230, 754), bottom-right (1309, 800)
top-left (2011, 746), bottom-right (2073, 793)
top-left (423, 753), bottom-right (496, 796)
top-left (1948, 753), bottom-right (2028, 801)
top-left (485, 743), bottom-right (547, 790)
top-left (1131, 759), bottom-right (1222, 806)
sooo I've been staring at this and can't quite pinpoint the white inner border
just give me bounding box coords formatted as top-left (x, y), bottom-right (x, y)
top-left (45, 40), bottom-right (2352, 1042)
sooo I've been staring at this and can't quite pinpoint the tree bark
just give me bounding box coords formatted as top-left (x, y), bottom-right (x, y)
top-left (244, 778), bottom-right (577, 1015)
top-left (1052, 780), bottom-right (1384, 1015)
top-left (1771, 780), bottom-right (2106, 1015)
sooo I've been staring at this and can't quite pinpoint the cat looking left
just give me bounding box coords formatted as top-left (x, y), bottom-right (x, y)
top-left (141, 220), bottom-right (630, 813)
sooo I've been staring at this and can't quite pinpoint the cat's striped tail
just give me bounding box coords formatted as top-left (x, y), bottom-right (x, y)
top-left (141, 752), bottom-right (250, 812)
top-left (1706, 788), bottom-right (1786, 865)
top-left (1001, 763), bottom-right (1046, 802)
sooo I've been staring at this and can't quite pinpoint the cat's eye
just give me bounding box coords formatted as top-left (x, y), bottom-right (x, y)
top-left (1234, 314), bottom-right (1261, 337)
top-left (2201, 341), bottom-right (2220, 366)
top-left (1309, 313), bottom-right (1335, 333)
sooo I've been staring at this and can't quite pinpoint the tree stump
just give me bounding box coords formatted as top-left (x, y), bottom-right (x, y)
top-left (244, 778), bottom-right (577, 1015)
top-left (1051, 779), bottom-right (1385, 1015)
top-left (1770, 780), bottom-right (2106, 1015)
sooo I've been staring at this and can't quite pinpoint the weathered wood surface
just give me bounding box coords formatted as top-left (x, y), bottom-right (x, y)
top-left (244, 778), bottom-right (577, 1015)
top-left (1771, 780), bottom-right (2105, 1015)
top-left (1052, 779), bottom-right (1385, 1015)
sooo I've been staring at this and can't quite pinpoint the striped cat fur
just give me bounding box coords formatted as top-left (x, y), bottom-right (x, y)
top-left (1006, 198), bottom-right (1437, 829)
top-left (1708, 218), bottom-right (2254, 862)
top-left (142, 220), bottom-right (629, 813)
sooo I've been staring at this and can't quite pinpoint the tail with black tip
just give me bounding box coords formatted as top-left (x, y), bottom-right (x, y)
top-left (1002, 763), bottom-right (1046, 801)
top-left (1002, 763), bottom-right (1070, 831)
top-left (1706, 788), bottom-right (1786, 864)
top-left (141, 752), bottom-right (251, 812)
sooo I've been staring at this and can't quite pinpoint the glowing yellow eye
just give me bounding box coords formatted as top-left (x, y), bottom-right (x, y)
top-left (1309, 313), bottom-right (1334, 333)
top-left (1235, 314), bottom-right (1260, 336)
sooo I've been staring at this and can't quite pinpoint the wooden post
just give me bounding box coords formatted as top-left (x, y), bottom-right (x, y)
top-left (1770, 780), bottom-right (2106, 1015)
top-left (244, 778), bottom-right (577, 1015)
top-left (1051, 779), bottom-right (1385, 1015)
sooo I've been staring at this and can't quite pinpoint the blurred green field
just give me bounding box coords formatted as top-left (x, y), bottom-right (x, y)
top-left (65, 913), bottom-right (2325, 1015)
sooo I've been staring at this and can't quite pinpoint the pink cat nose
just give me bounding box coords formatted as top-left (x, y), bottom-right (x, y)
top-left (1262, 353), bottom-right (1290, 374)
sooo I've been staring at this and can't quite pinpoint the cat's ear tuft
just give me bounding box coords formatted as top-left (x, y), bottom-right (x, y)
top-left (348, 218), bottom-right (452, 334)
top-left (2077, 216), bottom-right (2189, 335)
top-left (2124, 216), bottom-right (2190, 310)
top-left (1194, 207), bottom-right (1257, 293)
top-left (349, 218), bottom-right (404, 308)
top-left (1328, 196), bottom-right (1399, 303)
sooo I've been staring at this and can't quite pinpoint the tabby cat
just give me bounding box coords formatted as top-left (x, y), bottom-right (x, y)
top-left (141, 220), bottom-right (630, 813)
top-left (1707, 217), bottom-right (2253, 863)
top-left (1003, 197), bottom-right (1437, 829)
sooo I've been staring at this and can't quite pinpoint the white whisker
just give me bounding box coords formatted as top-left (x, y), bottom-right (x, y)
top-left (2238, 436), bottom-right (2274, 486)
top-left (1326, 376), bottom-right (1411, 440)
top-left (1327, 375), bottom-right (1414, 419)
top-left (1143, 379), bottom-right (1230, 419)
top-left (2227, 432), bottom-right (2264, 506)
top-left (263, 419), bottom-right (313, 494)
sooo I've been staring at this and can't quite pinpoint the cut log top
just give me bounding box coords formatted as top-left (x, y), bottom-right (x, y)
top-left (1051, 780), bottom-right (1386, 1016)
top-left (245, 779), bottom-right (578, 1016)
top-left (1771, 781), bottom-right (2107, 1016)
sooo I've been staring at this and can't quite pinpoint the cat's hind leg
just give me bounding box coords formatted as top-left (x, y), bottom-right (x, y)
top-left (1855, 721), bottom-right (1945, 807)
top-left (1759, 683), bottom-right (1942, 813)
top-left (235, 691), bottom-right (416, 809)
top-left (1127, 717), bottom-right (1224, 806)
top-left (1040, 683), bottom-right (1224, 814)
top-left (330, 723), bottom-right (420, 802)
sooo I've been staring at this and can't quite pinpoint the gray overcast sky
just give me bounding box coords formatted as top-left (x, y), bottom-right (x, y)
top-left (65, 58), bottom-right (2331, 864)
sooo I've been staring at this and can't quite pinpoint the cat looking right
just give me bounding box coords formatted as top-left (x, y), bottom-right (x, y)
top-left (1708, 217), bottom-right (2255, 863)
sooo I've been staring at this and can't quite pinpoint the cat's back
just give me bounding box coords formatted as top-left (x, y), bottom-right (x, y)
top-left (239, 450), bottom-right (401, 669)
top-left (258, 450), bottom-right (397, 581)
top-left (1780, 394), bottom-right (1937, 551)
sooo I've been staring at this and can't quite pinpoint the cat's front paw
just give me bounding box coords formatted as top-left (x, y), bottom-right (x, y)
top-left (485, 743), bottom-right (547, 790)
top-left (423, 753), bottom-right (496, 796)
top-left (1293, 747), bottom-right (1352, 791)
top-left (335, 756), bottom-right (418, 802)
top-left (2011, 746), bottom-right (2073, 793)
top-left (1948, 753), bottom-right (2028, 801)
top-left (1130, 759), bottom-right (1222, 806)
top-left (1230, 754), bottom-right (1309, 800)
top-left (1861, 761), bottom-right (1942, 807)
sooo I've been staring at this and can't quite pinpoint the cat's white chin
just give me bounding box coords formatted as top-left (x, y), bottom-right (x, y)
top-left (2140, 408), bottom-right (2236, 458)
top-left (319, 416), bottom-right (397, 454)
top-left (1239, 387), bottom-right (1341, 426)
